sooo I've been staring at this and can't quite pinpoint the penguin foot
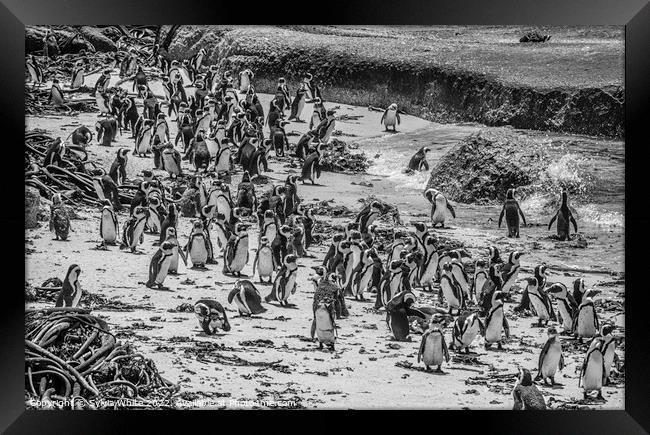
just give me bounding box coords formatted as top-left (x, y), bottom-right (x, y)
top-left (596, 392), bottom-right (605, 400)
top-left (497, 342), bottom-right (503, 350)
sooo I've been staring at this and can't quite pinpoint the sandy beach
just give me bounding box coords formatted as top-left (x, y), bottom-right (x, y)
top-left (25, 70), bottom-right (624, 410)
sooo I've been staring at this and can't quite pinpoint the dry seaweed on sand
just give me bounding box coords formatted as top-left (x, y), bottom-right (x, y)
top-left (25, 308), bottom-right (179, 409)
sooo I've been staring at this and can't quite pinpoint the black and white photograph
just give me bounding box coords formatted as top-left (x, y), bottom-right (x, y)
top-left (24, 24), bottom-right (625, 410)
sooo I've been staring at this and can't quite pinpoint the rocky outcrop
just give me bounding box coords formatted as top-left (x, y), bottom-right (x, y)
top-left (25, 26), bottom-right (116, 55)
top-left (166, 26), bottom-right (623, 138)
top-left (426, 129), bottom-right (547, 204)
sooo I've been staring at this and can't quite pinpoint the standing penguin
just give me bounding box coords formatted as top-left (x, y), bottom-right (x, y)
top-left (194, 300), bottom-right (231, 335)
top-left (315, 110), bottom-right (336, 144)
top-left (99, 199), bottom-right (119, 247)
top-left (300, 143), bottom-right (325, 185)
top-left (500, 251), bottom-right (522, 294)
top-left (535, 326), bottom-right (565, 386)
top-left (223, 223), bottom-right (250, 276)
top-left (385, 289), bottom-right (426, 341)
top-left (228, 279), bottom-right (267, 316)
top-left (288, 83), bottom-right (308, 122)
top-left (484, 291), bottom-right (510, 350)
top-left (161, 147), bottom-right (183, 179)
top-left (355, 201), bottom-right (382, 234)
top-left (378, 260), bottom-right (406, 309)
top-left (239, 69), bottom-right (254, 93)
top-left (26, 55), bottom-right (44, 86)
top-left (424, 188), bottom-right (456, 228)
top-left (146, 241), bottom-right (175, 290)
top-left (184, 220), bottom-right (211, 269)
top-left (55, 264), bottom-right (83, 308)
top-left (162, 226), bottom-right (186, 274)
top-left (512, 368), bottom-right (547, 410)
top-left (50, 193), bottom-right (72, 241)
top-left (311, 301), bottom-right (337, 351)
top-left (380, 103), bottom-right (401, 132)
top-left (546, 282), bottom-right (578, 333)
top-left (600, 325), bottom-right (619, 385)
top-left (265, 254), bottom-right (299, 307)
top-left (418, 314), bottom-right (451, 372)
top-left (108, 148), bottom-right (129, 185)
top-left (440, 263), bottom-right (465, 315)
top-left (523, 277), bottom-right (556, 326)
top-left (572, 277), bottom-right (587, 307)
top-left (573, 293), bottom-right (600, 341)
top-left (498, 188), bottom-right (527, 237)
top-left (70, 126), bottom-right (94, 146)
top-left (309, 97), bottom-right (326, 130)
top-left (450, 312), bottom-right (485, 353)
top-left (548, 188), bottom-right (578, 241)
top-left (472, 259), bottom-right (489, 304)
top-left (407, 147), bottom-right (430, 171)
top-left (419, 237), bottom-right (440, 292)
top-left (579, 337), bottom-right (606, 400)
top-left (253, 236), bottom-right (274, 284)
top-left (120, 205), bottom-right (148, 253)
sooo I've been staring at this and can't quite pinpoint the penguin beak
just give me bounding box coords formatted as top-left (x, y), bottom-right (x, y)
top-left (585, 289), bottom-right (601, 299)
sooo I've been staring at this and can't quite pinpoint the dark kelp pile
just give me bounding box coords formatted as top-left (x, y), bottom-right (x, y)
top-left (25, 308), bottom-right (179, 409)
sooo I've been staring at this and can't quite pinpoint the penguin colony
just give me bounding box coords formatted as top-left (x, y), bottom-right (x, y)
top-left (30, 44), bottom-right (620, 409)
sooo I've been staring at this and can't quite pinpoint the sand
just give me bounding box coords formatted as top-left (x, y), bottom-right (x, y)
top-left (24, 74), bottom-right (624, 409)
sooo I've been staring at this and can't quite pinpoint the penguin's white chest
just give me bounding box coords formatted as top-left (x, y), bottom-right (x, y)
top-left (422, 333), bottom-right (444, 366)
top-left (441, 278), bottom-right (461, 307)
top-left (388, 273), bottom-right (402, 299)
top-left (602, 341), bottom-right (616, 377)
top-left (582, 351), bottom-right (604, 390)
top-left (240, 75), bottom-right (250, 92)
top-left (279, 271), bottom-right (297, 301)
top-left (138, 131), bottom-right (152, 153)
top-left (421, 253), bottom-right (439, 284)
top-left (257, 249), bottom-right (274, 277)
top-left (529, 292), bottom-right (550, 320)
top-left (214, 225), bottom-right (228, 249)
top-left (197, 118), bottom-right (211, 135)
top-left (557, 300), bottom-right (573, 330)
top-left (72, 71), bottom-right (84, 88)
top-left (315, 309), bottom-right (335, 344)
top-left (131, 219), bottom-right (147, 246)
top-left (576, 308), bottom-right (597, 337)
top-left (485, 307), bottom-right (504, 342)
top-left (460, 322), bottom-right (481, 347)
top-left (357, 265), bottom-right (373, 295)
top-left (216, 149), bottom-right (231, 172)
top-left (235, 292), bottom-right (252, 314)
top-left (229, 237), bottom-right (249, 272)
top-left (384, 110), bottom-right (397, 127)
top-left (96, 92), bottom-right (109, 113)
top-left (147, 209), bottom-right (161, 232)
top-left (264, 224), bottom-right (278, 243)
top-left (101, 212), bottom-right (117, 243)
top-left (169, 243), bottom-right (179, 271)
top-left (452, 267), bottom-right (469, 295)
top-left (216, 196), bottom-right (231, 217)
top-left (474, 273), bottom-right (487, 300)
top-left (190, 236), bottom-right (208, 263)
top-left (432, 198), bottom-right (448, 224)
top-left (541, 341), bottom-right (562, 377)
top-left (206, 139), bottom-right (220, 157)
top-left (501, 267), bottom-right (519, 293)
top-left (163, 153), bottom-right (180, 175)
top-left (155, 256), bottom-right (172, 283)
top-left (351, 246), bottom-right (362, 270)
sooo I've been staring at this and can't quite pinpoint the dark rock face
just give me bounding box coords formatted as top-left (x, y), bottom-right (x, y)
top-left (25, 186), bottom-right (41, 229)
top-left (519, 32), bottom-right (552, 43)
top-left (426, 129), bottom-right (546, 204)
top-left (26, 26), bottom-right (116, 55)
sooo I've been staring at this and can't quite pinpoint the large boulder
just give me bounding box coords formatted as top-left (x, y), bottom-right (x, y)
top-left (25, 186), bottom-right (41, 229)
top-left (426, 128), bottom-right (546, 204)
top-left (79, 26), bottom-right (117, 52)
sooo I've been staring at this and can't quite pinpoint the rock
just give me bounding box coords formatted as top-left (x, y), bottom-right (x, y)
top-left (79, 26), bottom-right (117, 52)
top-left (520, 32), bottom-right (552, 43)
top-left (25, 187), bottom-right (41, 229)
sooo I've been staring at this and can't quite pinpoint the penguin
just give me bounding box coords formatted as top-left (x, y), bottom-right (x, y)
top-left (315, 110), bottom-right (336, 144)
top-left (227, 279), bottom-right (267, 316)
top-left (235, 171), bottom-right (258, 210)
top-left (162, 227), bottom-right (186, 274)
top-left (579, 337), bottom-right (606, 400)
top-left (309, 97), bottom-right (326, 130)
top-left (99, 199), bottom-right (119, 246)
top-left (265, 254), bottom-right (299, 307)
top-left (478, 264), bottom-right (504, 317)
top-left (294, 130), bottom-right (318, 160)
top-left (108, 148), bottom-right (129, 185)
top-left (424, 188), bottom-right (456, 228)
top-left (135, 120), bottom-right (154, 157)
top-left (499, 188), bottom-right (527, 237)
top-left (535, 326), bottom-right (565, 386)
top-left (292, 224), bottom-right (307, 258)
top-left (212, 212), bottom-right (232, 252)
top-left (55, 264), bottom-right (83, 308)
top-left (338, 240), bottom-right (356, 293)
top-left (70, 126), bottom-right (94, 145)
top-left (385, 236), bottom-right (406, 269)
top-left (146, 241), bottom-right (175, 290)
top-left (512, 368), bottom-right (547, 410)
top-left (449, 259), bottom-right (470, 299)
top-left (48, 79), bottom-right (66, 107)
top-left (145, 195), bottom-right (163, 234)
top-left (121, 98), bottom-right (140, 136)
top-left (523, 276), bottom-right (556, 326)
top-left (161, 147), bottom-right (183, 179)
top-left (548, 188), bottom-right (578, 241)
top-left (120, 205), bottom-right (148, 253)
top-left (129, 181), bottom-right (149, 216)
top-left (484, 291), bottom-right (510, 350)
top-left (253, 236), bottom-right (275, 284)
top-left (95, 118), bottom-right (117, 147)
top-left (355, 200), bottom-right (382, 234)
top-left (272, 120), bottom-right (290, 157)
top-left (189, 130), bottom-right (211, 172)
top-left (282, 175), bottom-right (301, 218)
top-left (419, 236), bottom-right (439, 292)
top-left (487, 245), bottom-right (504, 268)
top-left (440, 263), bottom-right (465, 315)
top-left (300, 143), bottom-right (325, 185)
top-left (573, 293), bottom-right (600, 341)
top-left (158, 202), bottom-right (178, 245)
top-left (238, 69), bottom-right (254, 93)
top-left (572, 277), bottom-right (587, 306)
top-left (49, 193), bottom-right (71, 241)
top-left (380, 103), bottom-right (401, 132)
top-left (323, 234), bottom-right (344, 272)
top-left (418, 314), bottom-right (451, 372)
top-left (470, 259), bottom-right (488, 304)
top-left (385, 289), bottom-right (426, 341)
top-left (223, 223), bottom-right (249, 276)
top-left (404, 251), bottom-right (422, 290)
top-left (311, 301), bottom-right (337, 351)
top-left (407, 147), bottom-right (430, 171)
top-left (26, 55), bottom-right (44, 86)
top-left (546, 282), bottom-right (578, 333)
top-left (349, 248), bottom-right (378, 301)
top-left (153, 113), bottom-right (170, 144)
top-left (600, 324), bottom-right (619, 385)
top-left (215, 139), bottom-right (233, 174)
top-left (515, 264), bottom-right (547, 313)
top-left (184, 220), bottom-right (210, 268)
top-left (95, 90), bottom-right (112, 116)
top-left (299, 206), bottom-right (315, 250)
top-left (450, 312), bottom-right (485, 353)
top-left (194, 300), bottom-right (231, 335)
top-left (42, 138), bottom-right (64, 167)
top-left (500, 251), bottom-right (522, 294)
top-left (288, 83), bottom-right (308, 122)
top-left (70, 61), bottom-right (86, 89)
top-left (378, 260), bottom-right (406, 309)
top-left (274, 77), bottom-right (291, 112)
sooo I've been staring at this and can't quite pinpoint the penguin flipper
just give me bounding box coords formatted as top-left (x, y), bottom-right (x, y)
top-left (538, 338), bottom-right (552, 375)
top-left (548, 212), bottom-right (558, 230)
top-left (380, 110), bottom-right (386, 125)
top-left (405, 307), bottom-right (427, 319)
top-left (310, 318), bottom-right (316, 339)
top-left (442, 336), bottom-right (450, 362)
top-left (517, 203), bottom-right (527, 226)
top-left (446, 202), bottom-right (456, 219)
top-left (227, 287), bottom-right (239, 304)
top-left (498, 204), bottom-right (506, 228)
top-left (503, 316), bottom-right (510, 338)
top-left (569, 213), bottom-right (578, 234)
top-left (417, 332), bottom-right (428, 363)
top-left (396, 112), bottom-right (401, 125)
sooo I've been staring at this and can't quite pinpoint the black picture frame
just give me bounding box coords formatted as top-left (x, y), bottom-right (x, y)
top-left (6, 0), bottom-right (649, 433)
